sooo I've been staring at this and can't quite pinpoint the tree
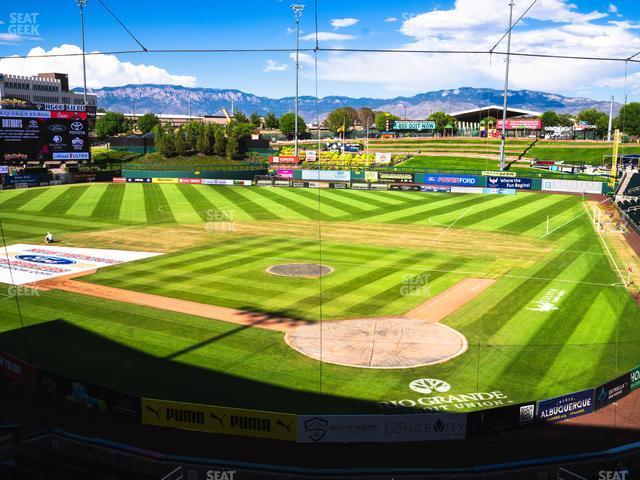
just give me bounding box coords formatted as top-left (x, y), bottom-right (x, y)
top-left (341, 106), bottom-right (359, 125)
top-left (428, 111), bottom-right (457, 135)
top-left (617, 103), bottom-right (640, 136)
top-left (279, 112), bottom-right (307, 138)
top-left (233, 111), bottom-right (249, 123)
top-left (557, 114), bottom-right (575, 127)
top-left (249, 113), bottom-right (262, 128)
top-left (137, 113), bottom-right (160, 133)
top-left (214, 126), bottom-right (227, 156)
top-left (541, 111), bottom-right (560, 127)
top-left (95, 111), bottom-right (129, 137)
top-left (174, 128), bottom-right (188, 156)
top-left (357, 107), bottom-right (375, 128)
top-left (264, 112), bottom-right (279, 129)
top-left (226, 131), bottom-right (239, 160)
top-left (154, 125), bottom-right (176, 157)
top-left (324, 108), bottom-right (354, 133)
top-left (375, 112), bottom-right (399, 131)
top-left (577, 108), bottom-right (609, 136)
top-left (196, 124), bottom-right (215, 154)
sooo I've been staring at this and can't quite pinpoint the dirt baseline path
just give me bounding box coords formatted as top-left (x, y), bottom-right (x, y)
top-left (36, 276), bottom-right (495, 368)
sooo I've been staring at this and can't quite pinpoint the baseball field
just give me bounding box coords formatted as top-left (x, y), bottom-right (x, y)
top-left (0, 182), bottom-right (639, 414)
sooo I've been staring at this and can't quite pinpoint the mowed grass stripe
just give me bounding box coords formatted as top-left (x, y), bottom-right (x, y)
top-left (144, 184), bottom-right (176, 224)
top-left (158, 185), bottom-right (200, 224)
top-left (335, 189), bottom-right (409, 209)
top-left (213, 186), bottom-right (279, 220)
top-left (245, 187), bottom-right (314, 220)
top-left (275, 188), bottom-right (346, 219)
top-left (119, 184), bottom-right (148, 224)
top-left (451, 193), bottom-right (549, 229)
top-left (230, 187), bottom-right (288, 220)
top-left (41, 185), bottom-right (91, 215)
top-left (92, 184), bottom-right (126, 221)
top-left (90, 236), bottom-right (270, 285)
top-left (18, 185), bottom-right (70, 212)
top-left (0, 189), bottom-right (31, 208)
top-left (380, 194), bottom-right (484, 224)
top-left (177, 184), bottom-right (218, 222)
top-left (251, 187), bottom-right (323, 220)
top-left (65, 183), bottom-right (109, 217)
top-left (0, 188), bottom-right (47, 211)
top-left (497, 196), bottom-right (579, 234)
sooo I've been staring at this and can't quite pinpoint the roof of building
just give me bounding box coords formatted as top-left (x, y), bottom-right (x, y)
top-left (450, 105), bottom-right (542, 122)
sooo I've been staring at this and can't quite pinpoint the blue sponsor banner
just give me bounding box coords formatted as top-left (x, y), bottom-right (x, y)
top-left (595, 374), bottom-right (630, 410)
top-left (421, 174), bottom-right (479, 186)
top-left (537, 389), bottom-right (594, 424)
top-left (487, 176), bottom-right (532, 190)
top-left (482, 188), bottom-right (516, 195)
top-left (4, 174), bottom-right (50, 186)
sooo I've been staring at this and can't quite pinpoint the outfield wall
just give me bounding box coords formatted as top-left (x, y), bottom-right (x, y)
top-left (2, 351), bottom-right (637, 444)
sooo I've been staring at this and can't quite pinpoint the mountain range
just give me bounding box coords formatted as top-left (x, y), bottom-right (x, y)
top-left (87, 85), bottom-right (619, 120)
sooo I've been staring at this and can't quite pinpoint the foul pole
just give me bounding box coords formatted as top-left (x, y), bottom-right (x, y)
top-left (499, 1), bottom-right (515, 171)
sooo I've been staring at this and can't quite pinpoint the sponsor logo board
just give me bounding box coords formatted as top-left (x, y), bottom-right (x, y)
top-left (141, 398), bottom-right (297, 441)
top-left (422, 185), bottom-right (451, 193)
top-left (450, 186), bottom-right (483, 194)
top-left (126, 178), bottom-right (152, 183)
top-left (383, 413), bottom-right (467, 442)
top-left (631, 367), bottom-right (640, 391)
top-left (595, 374), bottom-right (631, 410)
top-left (375, 152), bottom-right (392, 164)
top-left (379, 172), bottom-right (413, 183)
top-left (487, 176), bottom-right (532, 190)
top-left (178, 178), bottom-right (202, 184)
top-left (151, 178), bottom-right (179, 184)
top-left (352, 182), bottom-right (370, 190)
top-left (392, 120), bottom-right (436, 131)
top-left (276, 169), bottom-right (294, 179)
top-left (496, 119), bottom-right (542, 130)
top-left (298, 415), bottom-right (383, 443)
top-left (0, 351), bottom-right (37, 387)
top-left (482, 171), bottom-right (517, 177)
top-left (52, 152), bottom-right (90, 160)
top-left (424, 174), bottom-right (479, 186)
top-left (305, 150), bottom-right (317, 162)
top-left (274, 180), bottom-right (291, 187)
top-left (537, 389), bottom-right (594, 423)
top-left (0, 244), bottom-right (162, 286)
top-left (269, 155), bottom-right (299, 165)
top-left (466, 403), bottom-right (536, 436)
top-left (364, 171), bottom-right (378, 182)
top-left (483, 188), bottom-right (516, 195)
top-left (301, 170), bottom-right (351, 182)
top-left (541, 179), bottom-right (603, 194)
top-left (0, 166), bottom-right (8, 174)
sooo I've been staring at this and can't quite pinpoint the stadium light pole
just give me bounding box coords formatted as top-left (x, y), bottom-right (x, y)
top-left (499, 1), bottom-right (515, 171)
top-left (292, 4), bottom-right (304, 158)
top-left (76, 0), bottom-right (89, 107)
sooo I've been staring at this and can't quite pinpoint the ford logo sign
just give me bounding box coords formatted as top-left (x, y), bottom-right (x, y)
top-left (49, 124), bottom-right (66, 132)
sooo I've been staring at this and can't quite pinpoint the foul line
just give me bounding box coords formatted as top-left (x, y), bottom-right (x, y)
top-left (431, 205), bottom-right (475, 244)
top-left (583, 202), bottom-right (627, 288)
top-left (538, 211), bottom-right (586, 240)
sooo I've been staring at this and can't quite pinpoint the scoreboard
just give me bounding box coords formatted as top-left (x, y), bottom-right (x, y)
top-left (0, 105), bottom-right (91, 163)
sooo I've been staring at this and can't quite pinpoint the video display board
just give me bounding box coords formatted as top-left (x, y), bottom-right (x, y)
top-left (0, 105), bottom-right (90, 163)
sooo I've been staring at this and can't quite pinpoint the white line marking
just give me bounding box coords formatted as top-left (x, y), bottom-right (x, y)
top-left (431, 205), bottom-right (475, 243)
top-left (538, 211), bottom-right (586, 239)
top-left (583, 202), bottom-right (627, 287)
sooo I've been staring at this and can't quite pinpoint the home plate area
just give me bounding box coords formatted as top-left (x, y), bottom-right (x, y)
top-left (0, 244), bottom-right (162, 285)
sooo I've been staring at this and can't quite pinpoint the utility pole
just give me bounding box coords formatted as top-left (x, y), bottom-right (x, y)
top-left (76, 0), bottom-right (88, 106)
top-left (292, 4), bottom-right (304, 158)
top-left (499, 1), bottom-right (515, 171)
top-left (607, 95), bottom-right (614, 142)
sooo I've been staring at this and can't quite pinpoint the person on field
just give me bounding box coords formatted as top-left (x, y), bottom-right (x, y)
top-left (45, 232), bottom-right (54, 244)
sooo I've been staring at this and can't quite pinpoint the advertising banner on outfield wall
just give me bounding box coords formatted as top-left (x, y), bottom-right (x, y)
top-left (302, 170), bottom-right (351, 182)
top-left (375, 152), bottom-right (392, 164)
top-left (151, 178), bottom-right (179, 184)
top-left (487, 176), bottom-right (532, 190)
top-left (141, 398), bottom-right (297, 441)
top-left (631, 367), bottom-right (640, 391)
top-left (126, 178), bottom-right (151, 183)
top-left (422, 174), bottom-right (480, 187)
top-left (0, 351), bottom-right (37, 388)
top-left (451, 186), bottom-right (483, 194)
top-left (379, 172), bottom-right (414, 183)
top-left (298, 415), bottom-right (384, 443)
top-left (537, 389), bottom-right (595, 424)
top-left (466, 403), bottom-right (536, 436)
top-left (365, 171), bottom-right (379, 182)
top-left (595, 374), bottom-right (631, 410)
top-left (179, 178), bottom-right (202, 184)
top-left (390, 184), bottom-right (422, 191)
top-left (38, 369), bottom-right (140, 419)
top-left (422, 185), bottom-right (451, 193)
top-left (541, 179), bottom-right (603, 194)
top-left (383, 413), bottom-right (467, 442)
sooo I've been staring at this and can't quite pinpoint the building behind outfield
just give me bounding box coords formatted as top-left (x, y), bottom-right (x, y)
top-left (0, 72), bottom-right (97, 107)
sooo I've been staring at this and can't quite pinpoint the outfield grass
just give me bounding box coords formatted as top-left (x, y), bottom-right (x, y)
top-left (0, 183), bottom-right (638, 414)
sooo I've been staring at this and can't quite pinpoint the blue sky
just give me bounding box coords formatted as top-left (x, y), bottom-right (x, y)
top-left (1, 1), bottom-right (639, 101)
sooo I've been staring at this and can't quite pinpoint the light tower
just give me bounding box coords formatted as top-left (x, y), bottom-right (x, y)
top-left (76, 0), bottom-right (89, 106)
top-left (291, 3), bottom-right (304, 158)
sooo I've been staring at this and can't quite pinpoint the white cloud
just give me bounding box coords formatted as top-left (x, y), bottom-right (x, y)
top-left (609, 4), bottom-right (618, 14)
top-left (301, 32), bottom-right (355, 41)
top-left (384, 17), bottom-right (398, 23)
top-left (0, 33), bottom-right (23, 44)
top-left (0, 44), bottom-right (197, 88)
top-left (331, 18), bottom-right (359, 29)
top-left (298, 0), bottom-right (640, 98)
top-left (264, 59), bottom-right (289, 72)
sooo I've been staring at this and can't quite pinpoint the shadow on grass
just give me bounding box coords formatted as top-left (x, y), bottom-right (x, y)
top-left (0, 319), bottom-right (381, 415)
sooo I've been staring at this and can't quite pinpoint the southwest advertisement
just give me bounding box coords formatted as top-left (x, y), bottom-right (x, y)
top-left (487, 176), bottom-right (533, 190)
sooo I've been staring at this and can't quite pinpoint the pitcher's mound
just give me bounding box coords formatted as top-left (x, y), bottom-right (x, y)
top-left (267, 263), bottom-right (334, 278)
top-left (285, 317), bottom-right (467, 369)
